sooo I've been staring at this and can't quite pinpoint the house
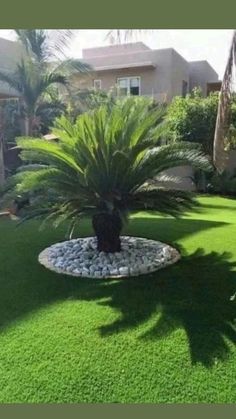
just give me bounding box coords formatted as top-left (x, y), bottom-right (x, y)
top-left (71, 42), bottom-right (219, 102)
top-left (0, 37), bottom-right (24, 99)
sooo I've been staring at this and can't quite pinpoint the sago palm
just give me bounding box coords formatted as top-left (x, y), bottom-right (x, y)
top-left (6, 98), bottom-right (211, 252)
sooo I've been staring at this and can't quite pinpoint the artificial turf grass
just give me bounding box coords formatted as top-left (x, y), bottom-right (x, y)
top-left (0, 196), bottom-right (236, 402)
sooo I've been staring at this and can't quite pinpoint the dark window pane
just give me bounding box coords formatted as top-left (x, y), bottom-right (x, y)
top-left (130, 86), bottom-right (139, 95)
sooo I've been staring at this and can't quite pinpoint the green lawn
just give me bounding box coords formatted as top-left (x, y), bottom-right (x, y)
top-left (0, 196), bottom-right (236, 403)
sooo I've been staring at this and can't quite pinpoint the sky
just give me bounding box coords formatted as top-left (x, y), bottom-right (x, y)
top-left (0, 29), bottom-right (233, 79)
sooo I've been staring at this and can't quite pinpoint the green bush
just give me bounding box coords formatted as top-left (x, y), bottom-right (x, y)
top-left (166, 88), bottom-right (236, 156)
top-left (206, 170), bottom-right (236, 196)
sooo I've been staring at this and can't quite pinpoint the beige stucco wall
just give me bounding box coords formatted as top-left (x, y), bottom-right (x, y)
top-left (72, 48), bottom-right (191, 103)
top-left (74, 46), bottom-right (219, 102)
top-left (158, 151), bottom-right (236, 192)
top-left (189, 61), bottom-right (219, 96)
top-left (170, 50), bottom-right (189, 98)
top-left (72, 66), bottom-right (158, 96)
top-left (157, 166), bottom-right (195, 191)
top-left (83, 42), bottom-right (151, 59)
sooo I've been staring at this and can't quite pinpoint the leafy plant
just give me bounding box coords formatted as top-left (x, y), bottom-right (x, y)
top-left (4, 98), bottom-right (211, 252)
top-left (67, 88), bottom-right (116, 120)
top-left (166, 90), bottom-right (220, 157)
top-left (35, 99), bottom-right (66, 136)
top-left (206, 169), bottom-right (236, 196)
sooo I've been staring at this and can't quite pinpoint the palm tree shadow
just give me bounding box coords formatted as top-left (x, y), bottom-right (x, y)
top-left (126, 217), bottom-right (228, 244)
top-left (94, 249), bottom-right (236, 367)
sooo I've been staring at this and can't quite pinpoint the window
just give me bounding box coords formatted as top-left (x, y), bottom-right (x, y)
top-left (130, 77), bottom-right (140, 95)
top-left (93, 79), bottom-right (101, 90)
top-left (117, 77), bottom-right (141, 96)
top-left (117, 78), bottom-right (129, 96)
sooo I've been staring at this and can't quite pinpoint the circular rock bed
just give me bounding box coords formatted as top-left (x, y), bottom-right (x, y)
top-left (39, 236), bottom-right (180, 279)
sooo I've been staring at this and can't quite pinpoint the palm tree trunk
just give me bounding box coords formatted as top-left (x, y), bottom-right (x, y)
top-left (0, 106), bottom-right (5, 186)
top-left (213, 96), bottom-right (229, 172)
top-left (0, 137), bottom-right (5, 186)
top-left (92, 212), bottom-right (123, 253)
top-left (213, 30), bottom-right (236, 172)
top-left (24, 116), bottom-right (34, 136)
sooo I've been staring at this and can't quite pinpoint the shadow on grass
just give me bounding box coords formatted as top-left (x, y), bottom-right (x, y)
top-left (87, 248), bottom-right (236, 367)
top-left (0, 217), bottom-right (235, 367)
top-left (200, 202), bottom-right (236, 211)
top-left (126, 217), bottom-right (227, 244)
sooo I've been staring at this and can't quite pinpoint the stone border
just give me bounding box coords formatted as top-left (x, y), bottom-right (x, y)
top-left (38, 236), bottom-right (181, 279)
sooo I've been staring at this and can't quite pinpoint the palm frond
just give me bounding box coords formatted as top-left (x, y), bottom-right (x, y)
top-left (15, 29), bottom-right (76, 62)
top-left (130, 187), bottom-right (198, 216)
top-left (105, 30), bottom-right (155, 44)
top-left (53, 58), bottom-right (92, 76)
top-left (15, 30), bottom-right (47, 61)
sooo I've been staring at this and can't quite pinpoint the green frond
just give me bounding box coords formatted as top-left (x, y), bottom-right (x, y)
top-left (15, 29), bottom-right (75, 62)
top-left (130, 187), bottom-right (198, 216)
top-left (53, 59), bottom-right (92, 75)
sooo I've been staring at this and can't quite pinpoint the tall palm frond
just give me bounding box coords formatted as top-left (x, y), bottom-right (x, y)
top-left (213, 30), bottom-right (236, 172)
top-left (15, 29), bottom-right (75, 62)
top-left (53, 58), bottom-right (92, 76)
top-left (106, 30), bottom-right (155, 44)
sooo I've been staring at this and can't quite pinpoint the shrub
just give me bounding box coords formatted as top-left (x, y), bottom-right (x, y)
top-left (166, 89), bottom-right (226, 157)
top-left (206, 170), bottom-right (236, 196)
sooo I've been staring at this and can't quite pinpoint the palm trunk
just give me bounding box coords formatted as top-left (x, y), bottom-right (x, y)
top-left (213, 30), bottom-right (236, 173)
top-left (0, 106), bottom-right (5, 186)
top-left (24, 116), bottom-right (34, 136)
top-left (0, 137), bottom-right (5, 186)
top-left (92, 212), bottom-right (123, 253)
top-left (213, 95), bottom-right (229, 172)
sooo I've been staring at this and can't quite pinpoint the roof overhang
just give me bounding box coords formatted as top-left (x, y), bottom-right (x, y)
top-left (92, 61), bottom-right (156, 72)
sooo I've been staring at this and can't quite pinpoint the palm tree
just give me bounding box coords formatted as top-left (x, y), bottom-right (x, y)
top-left (6, 98), bottom-right (211, 252)
top-left (0, 30), bottom-right (90, 136)
top-left (0, 59), bottom-right (68, 136)
top-left (213, 30), bottom-right (236, 172)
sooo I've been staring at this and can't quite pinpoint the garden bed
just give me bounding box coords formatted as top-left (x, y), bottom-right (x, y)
top-left (39, 236), bottom-right (180, 278)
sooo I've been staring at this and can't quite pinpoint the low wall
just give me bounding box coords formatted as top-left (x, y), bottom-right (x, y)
top-left (157, 165), bottom-right (196, 191)
top-left (158, 151), bottom-right (236, 192)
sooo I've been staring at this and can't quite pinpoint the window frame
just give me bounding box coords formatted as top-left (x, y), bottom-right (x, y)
top-left (116, 76), bottom-right (141, 96)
